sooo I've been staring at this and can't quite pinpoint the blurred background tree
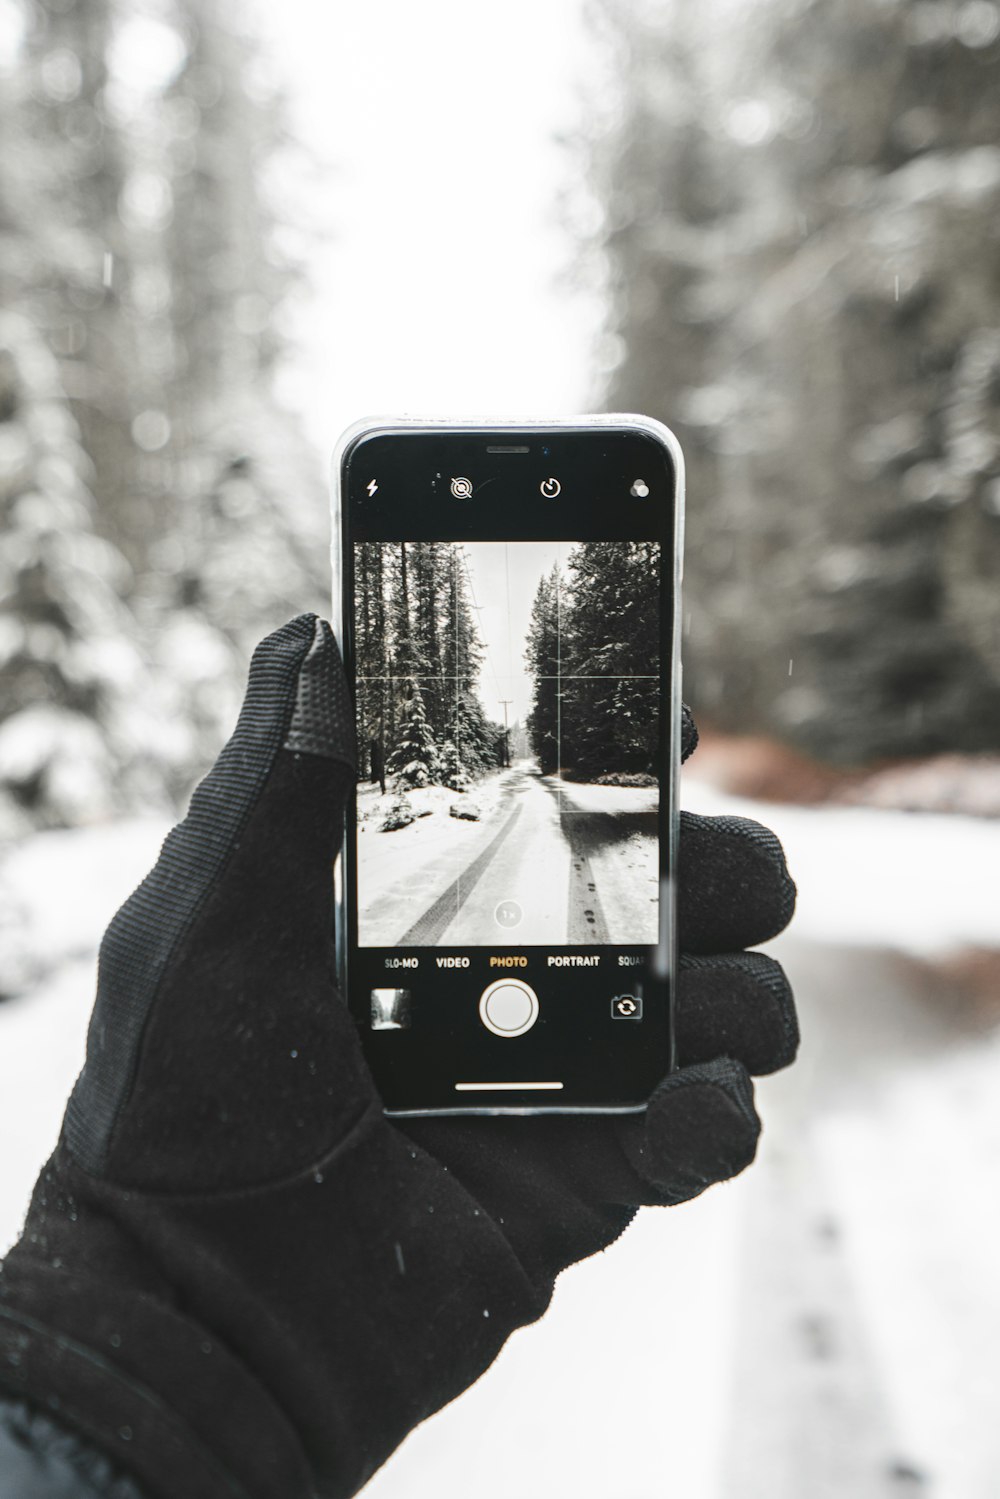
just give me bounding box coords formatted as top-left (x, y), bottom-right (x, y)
top-left (0, 0), bottom-right (328, 836)
top-left (5, 0), bottom-right (1000, 838)
top-left (588, 0), bottom-right (1000, 763)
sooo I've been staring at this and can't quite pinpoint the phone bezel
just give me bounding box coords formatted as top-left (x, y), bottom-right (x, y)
top-left (330, 415), bottom-right (685, 1116)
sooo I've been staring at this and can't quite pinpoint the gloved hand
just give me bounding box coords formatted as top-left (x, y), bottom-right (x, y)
top-left (0, 614), bottom-right (797, 1499)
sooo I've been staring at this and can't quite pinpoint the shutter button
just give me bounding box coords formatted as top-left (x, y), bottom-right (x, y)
top-left (479, 980), bottom-right (539, 1038)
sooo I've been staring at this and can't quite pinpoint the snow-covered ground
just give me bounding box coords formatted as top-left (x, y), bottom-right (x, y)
top-left (358, 762), bottom-right (658, 947)
top-left (356, 769), bottom-right (517, 945)
top-left (1, 787), bottom-right (999, 1496)
top-left (555, 776), bottom-right (658, 944)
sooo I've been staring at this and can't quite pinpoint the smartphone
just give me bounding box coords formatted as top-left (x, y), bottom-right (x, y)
top-left (331, 416), bottom-right (683, 1116)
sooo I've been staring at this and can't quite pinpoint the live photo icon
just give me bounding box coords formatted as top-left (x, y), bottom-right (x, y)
top-left (611, 994), bottom-right (643, 1020)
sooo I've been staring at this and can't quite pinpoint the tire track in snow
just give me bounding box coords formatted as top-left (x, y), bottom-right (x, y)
top-left (399, 805), bottom-right (524, 946)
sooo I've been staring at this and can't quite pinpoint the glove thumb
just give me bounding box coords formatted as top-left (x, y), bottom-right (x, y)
top-left (184, 610), bottom-right (354, 893)
top-left (169, 611), bottom-right (356, 915)
top-left (64, 614), bottom-right (358, 1185)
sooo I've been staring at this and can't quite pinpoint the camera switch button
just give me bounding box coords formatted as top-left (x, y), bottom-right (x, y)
top-left (480, 980), bottom-right (539, 1038)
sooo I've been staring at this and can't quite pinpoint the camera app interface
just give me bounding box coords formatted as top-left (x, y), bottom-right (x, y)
top-left (353, 540), bottom-right (660, 948)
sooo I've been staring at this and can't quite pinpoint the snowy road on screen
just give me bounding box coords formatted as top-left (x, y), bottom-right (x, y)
top-left (357, 761), bottom-right (658, 948)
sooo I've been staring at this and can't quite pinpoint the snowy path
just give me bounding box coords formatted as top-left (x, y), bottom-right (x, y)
top-left (547, 777), bottom-right (658, 944)
top-left (402, 770), bottom-right (569, 945)
top-left (359, 763), bottom-right (658, 947)
top-left (721, 938), bottom-right (1000, 1499)
top-left (1, 792), bottom-right (999, 1496)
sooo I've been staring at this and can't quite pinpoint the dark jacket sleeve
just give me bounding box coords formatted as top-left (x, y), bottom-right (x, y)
top-left (0, 1399), bottom-right (147, 1499)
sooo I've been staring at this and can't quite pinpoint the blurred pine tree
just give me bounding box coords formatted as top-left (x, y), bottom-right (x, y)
top-left (0, 0), bottom-right (331, 830)
top-left (587, 0), bottom-right (1000, 762)
top-left (153, 0), bottom-right (329, 648)
top-left (0, 313), bottom-right (185, 836)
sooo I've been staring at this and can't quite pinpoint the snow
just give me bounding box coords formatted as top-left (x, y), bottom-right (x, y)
top-left (429, 776), bottom-right (571, 946)
top-left (357, 774), bottom-right (509, 832)
top-left (741, 939), bottom-right (1000, 1499)
top-left (358, 765), bottom-right (659, 947)
top-left (554, 777), bottom-right (658, 943)
top-left (357, 771), bottom-right (515, 944)
top-left (0, 816), bottom-right (172, 986)
top-left (816, 1041), bottom-right (1000, 1499)
top-left (1, 794), bottom-right (999, 1495)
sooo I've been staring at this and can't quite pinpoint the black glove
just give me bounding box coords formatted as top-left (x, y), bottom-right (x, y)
top-left (0, 615), bottom-right (797, 1499)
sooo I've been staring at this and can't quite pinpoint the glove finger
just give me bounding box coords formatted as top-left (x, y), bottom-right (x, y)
top-left (676, 951), bottom-right (799, 1075)
top-left (230, 613), bottom-right (357, 914)
top-left (678, 811), bottom-right (796, 953)
top-left (114, 613), bottom-right (354, 929)
top-left (400, 1057), bottom-right (759, 1275)
top-left (614, 1057), bottom-right (760, 1206)
top-left (681, 703), bottom-right (699, 762)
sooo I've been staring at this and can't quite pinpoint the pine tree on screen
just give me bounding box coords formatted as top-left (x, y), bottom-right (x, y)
top-left (355, 542), bottom-right (389, 777)
top-left (409, 541), bottom-right (446, 743)
top-left (386, 543), bottom-right (436, 786)
top-left (370, 541), bottom-right (497, 790)
top-left (441, 547), bottom-right (491, 778)
top-left (387, 680), bottom-right (436, 789)
top-left (525, 564), bottom-right (562, 774)
top-left (566, 542), bottom-right (659, 779)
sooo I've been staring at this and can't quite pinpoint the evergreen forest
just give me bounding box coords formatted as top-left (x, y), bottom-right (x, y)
top-left (5, 0), bottom-right (1000, 841)
top-left (0, 0), bottom-right (328, 838)
top-left (587, 0), bottom-right (1000, 764)
top-left (354, 543), bottom-right (505, 791)
top-left (525, 542), bottom-right (660, 782)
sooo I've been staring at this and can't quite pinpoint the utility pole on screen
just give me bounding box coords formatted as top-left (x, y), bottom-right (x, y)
top-left (498, 699), bottom-right (512, 767)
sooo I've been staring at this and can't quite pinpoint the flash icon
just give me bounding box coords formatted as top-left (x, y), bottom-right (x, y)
top-left (367, 479), bottom-right (378, 496)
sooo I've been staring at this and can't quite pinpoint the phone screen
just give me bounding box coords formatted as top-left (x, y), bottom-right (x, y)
top-left (339, 425), bottom-right (680, 1113)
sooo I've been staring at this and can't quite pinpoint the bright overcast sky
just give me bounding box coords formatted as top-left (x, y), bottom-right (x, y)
top-left (464, 541), bottom-right (576, 728)
top-left (254, 0), bottom-right (604, 458)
